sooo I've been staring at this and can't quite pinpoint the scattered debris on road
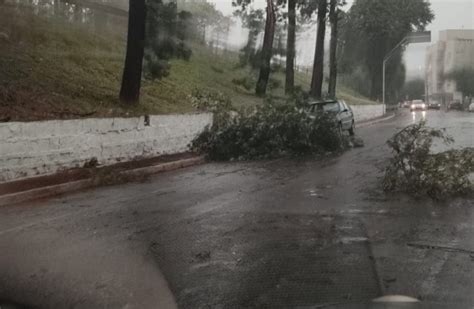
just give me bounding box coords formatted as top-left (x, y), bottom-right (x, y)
top-left (194, 251), bottom-right (211, 262)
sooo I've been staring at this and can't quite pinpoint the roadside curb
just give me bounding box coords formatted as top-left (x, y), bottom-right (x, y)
top-left (121, 156), bottom-right (206, 177)
top-left (357, 113), bottom-right (397, 128)
top-left (0, 156), bottom-right (206, 207)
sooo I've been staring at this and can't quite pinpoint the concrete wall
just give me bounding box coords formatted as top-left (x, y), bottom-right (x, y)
top-left (0, 106), bottom-right (385, 183)
top-left (351, 104), bottom-right (386, 123)
top-left (0, 114), bottom-right (213, 183)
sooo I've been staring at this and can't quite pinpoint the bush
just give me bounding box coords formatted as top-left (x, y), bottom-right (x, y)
top-left (210, 65), bottom-right (224, 74)
top-left (189, 88), bottom-right (232, 112)
top-left (189, 88), bottom-right (233, 127)
top-left (383, 121), bottom-right (474, 199)
top-left (144, 52), bottom-right (171, 79)
top-left (232, 77), bottom-right (255, 91)
top-left (268, 78), bottom-right (282, 90)
top-left (192, 98), bottom-right (346, 161)
top-left (271, 63), bottom-right (285, 73)
top-left (290, 86), bottom-right (311, 108)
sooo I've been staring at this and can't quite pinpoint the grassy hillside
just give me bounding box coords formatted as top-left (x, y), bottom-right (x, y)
top-left (0, 5), bottom-right (377, 121)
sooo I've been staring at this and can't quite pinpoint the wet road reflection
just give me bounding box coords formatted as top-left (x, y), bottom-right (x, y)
top-left (404, 109), bottom-right (473, 151)
top-left (0, 109), bottom-right (472, 308)
top-left (411, 110), bottom-right (426, 123)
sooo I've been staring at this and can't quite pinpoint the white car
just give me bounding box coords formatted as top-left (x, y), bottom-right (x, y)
top-left (469, 102), bottom-right (474, 112)
top-left (410, 100), bottom-right (427, 111)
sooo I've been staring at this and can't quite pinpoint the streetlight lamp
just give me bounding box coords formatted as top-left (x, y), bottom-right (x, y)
top-left (382, 31), bottom-right (431, 110)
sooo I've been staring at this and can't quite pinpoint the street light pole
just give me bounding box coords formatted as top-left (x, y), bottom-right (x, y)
top-left (383, 37), bottom-right (408, 108)
top-left (383, 58), bottom-right (386, 110)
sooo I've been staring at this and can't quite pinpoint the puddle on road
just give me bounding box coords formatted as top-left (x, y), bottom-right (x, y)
top-left (345, 209), bottom-right (364, 214)
top-left (321, 216), bottom-right (334, 221)
top-left (338, 225), bottom-right (354, 231)
top-left (308, 189), bottom-right (327, 199)
top-left (341, 209), bottom-right (389, 215)
top-left (341, 237), bottom-right (369, 244)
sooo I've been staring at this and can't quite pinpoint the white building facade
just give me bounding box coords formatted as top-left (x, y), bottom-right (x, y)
top-left (425, 30), bottom-right (474, 104)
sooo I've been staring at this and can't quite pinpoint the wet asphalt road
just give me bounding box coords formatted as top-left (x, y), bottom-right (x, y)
top-left (0, 110), bottom-right (473, 308)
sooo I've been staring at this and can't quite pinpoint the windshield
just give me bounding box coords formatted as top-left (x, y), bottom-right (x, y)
top-left (311, 102), bottom-right (340, 113)
top-left (1, 0), bottom-right (473, 308)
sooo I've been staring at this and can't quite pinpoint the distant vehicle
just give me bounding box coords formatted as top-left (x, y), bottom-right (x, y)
top-left (402, 101), bottom-right (411, 108)
top-left (427, 101), bottom-right (441, 110)
top-left (447, 101), bottom-right (463, 111)
top-left (469, 102), bottom-right (474, 112)
top-left (410, 100), bottom-right (426, 111)
top-left (308, 99), bottom-right (355, 136)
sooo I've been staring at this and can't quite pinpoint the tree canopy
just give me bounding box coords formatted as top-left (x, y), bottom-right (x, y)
top-left (339, 0), bottom-right (433, 100)
top-left (445, 68), bottom-right (474, 98)
top-left (402, 78), bottom-right (425, 101)
top-left (144, 0), bottom-right (192, 80)
top-left (179, 0), bottom-right (224, 42)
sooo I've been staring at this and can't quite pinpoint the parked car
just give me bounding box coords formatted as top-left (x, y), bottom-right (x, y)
top-left (410, 100), bottom-right (426, 111)
top-left (427, 101), bottom-right (441, 110)
top-left (448, 101), bottom-right (463, 111)
top-left (469, 102), bottom-right (474, 112)
top-left (308, 99), bottom-right (355, 136)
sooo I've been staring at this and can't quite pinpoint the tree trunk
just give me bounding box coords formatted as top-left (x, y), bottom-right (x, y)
top-left (224, 25), bottom-right (230, 54)
top-left (245, 31), bottom-right (256, 65)
top-left (285, 0), bottom-right (296, 94)
top-left (202, 25), bottom-right (206, 45)
top-left (255, 0), bottom-right (276, 97)
top-left (54, 0), bottom-right (61, 15)
top-left (328, 0), bottom-right (338, 98)
top-left (119, 0), bottom-right (146, 105)
top-left (310, 0), bottom-right (328, 99)
top-left (74, 3), bottom-right (83, 23)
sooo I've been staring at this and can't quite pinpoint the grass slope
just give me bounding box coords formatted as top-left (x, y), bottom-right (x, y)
top-left (0, 5), bottom-right (377, 121)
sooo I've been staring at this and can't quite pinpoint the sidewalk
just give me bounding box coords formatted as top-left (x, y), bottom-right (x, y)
top-left (357, 112), bottom-right (397, 127)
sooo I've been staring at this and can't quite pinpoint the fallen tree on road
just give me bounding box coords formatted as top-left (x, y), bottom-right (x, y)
top-left (383, 121), bottom-right (474, 200)
top-left (191, 89), bottom-right (348, 161)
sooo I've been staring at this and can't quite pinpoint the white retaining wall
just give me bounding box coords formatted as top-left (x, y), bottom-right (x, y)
top-left (0, 105), bottom-right (385, 183)
top-left (351, 104), bottom-right (386, 123)
top-left (0, 114), bottom-right (213, 183)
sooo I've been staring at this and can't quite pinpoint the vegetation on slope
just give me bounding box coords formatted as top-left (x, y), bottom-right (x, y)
top-left (0, 5), bottom-right (377, 121)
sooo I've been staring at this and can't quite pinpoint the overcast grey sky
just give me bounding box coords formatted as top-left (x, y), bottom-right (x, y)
top-left (405, 0), bottom-right (473, 78)
top-left (209, 0), bottom-right (473, 78)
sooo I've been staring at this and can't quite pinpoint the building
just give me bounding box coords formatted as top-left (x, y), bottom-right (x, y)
top-left (425, 30), bottom-right (474, 105)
